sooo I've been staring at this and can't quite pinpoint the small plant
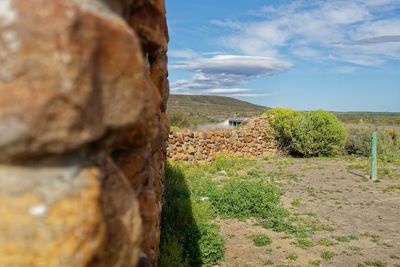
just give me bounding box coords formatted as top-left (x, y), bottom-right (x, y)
top-left (358, 260), bottom-right (388, 267)
top-left (321, 251), bottom-right (335, 261)
top-left (307, 187), bottom-right (317, 197)
top-left (335, 234), bottom-right (359, 242)
top-left (318, 238), bottom-right (335, 246)
top-left (262, 259), bottom-right (274, 266)
top-left (291, 197), bottom-right (301, 207)
top-left (383, 184), bottom-right (400, 192)
top-left (286, 253), bottom-right (298, 261)
top-left (310, 259), bottom-right (322, 266)
top-left (349, 246), bottom-right (362, 251)
top-left (252, 234), bottom-right (272, 247)
top-left (296, 238), bottom-right (313, 249)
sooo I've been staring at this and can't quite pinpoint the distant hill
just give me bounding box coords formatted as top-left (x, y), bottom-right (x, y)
top-left (167, 94), bottom-right (267, 117)
top-left (167, 94), bottom-right (268, 128)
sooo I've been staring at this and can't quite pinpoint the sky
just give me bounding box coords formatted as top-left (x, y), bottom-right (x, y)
top-left (165, 0), bottom-right (400, 112)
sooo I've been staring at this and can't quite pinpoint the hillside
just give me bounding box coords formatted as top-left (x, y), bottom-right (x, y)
top-left (167, 94), bottom-right (268, 128)
top-left (167, 94), bottom-right (267, 116)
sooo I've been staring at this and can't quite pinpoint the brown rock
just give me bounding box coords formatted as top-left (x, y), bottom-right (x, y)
top-left (0, 157), bottom-right (104, 267)
top-left (0, 0), bottom-right (148, 159)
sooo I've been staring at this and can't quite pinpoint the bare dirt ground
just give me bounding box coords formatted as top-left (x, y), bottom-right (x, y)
top-left (217, 157), bottom-right (400, 267)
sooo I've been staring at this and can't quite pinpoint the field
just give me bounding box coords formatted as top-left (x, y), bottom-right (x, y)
top-left (334, 112), bottom-right (400, 125)
top-left (167, 95), bottom-right (400, 129)
top-left (160, 155), bottom-right (400, 267)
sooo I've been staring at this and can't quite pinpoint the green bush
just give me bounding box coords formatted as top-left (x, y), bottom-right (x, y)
top-left (209, 178), bottom-right (283, 219)
top-left (264, 108), bottom-right (346, 157)
top-left (346, 128), bottom-right (400, 162)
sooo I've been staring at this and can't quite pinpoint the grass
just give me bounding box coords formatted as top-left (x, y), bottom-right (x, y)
top-left (159, 160), bottom-right (225, 267)
top-left (160, 154), bottom-right (296, 266)
top-left (291, 197), bottom-right (301, 207)
top-left (252, 234), bottom-right (272, 247)
top-left (321, 251), bottom-right (336, 261)
top-left (357, 261), bottom-right (388, 267)
top-left (383, 184), bottom-right (400, 192)
top-left (317, 238), bottom-right (335, 246)
top-left (334, 234), bottom-right (359, 242)
top-left (286, 253), bottom-right (298, 261)
top-left (262, 259), bottom-right (274, 265)
top-left (307, 187), bottom-right (317, 197)
top-left (309, 259), bottom-right (322, 266)
top-left (349, 246), bottom-right (362, 251)
top-left (296, 238), bottom-right (313, 249)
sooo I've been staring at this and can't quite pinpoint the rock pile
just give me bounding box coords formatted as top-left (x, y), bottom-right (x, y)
top-left (168, 117), bottom-right (278, 163)
top-left (0, 0), bottom-right (169, 266)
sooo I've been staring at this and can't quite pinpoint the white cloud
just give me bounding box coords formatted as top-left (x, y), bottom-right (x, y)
top-left (170, 54), bottom-right (292, 96)
top-left (171, 54), bottom-right (292, 76)
top-left (212, 0), bottom-right (400, 66)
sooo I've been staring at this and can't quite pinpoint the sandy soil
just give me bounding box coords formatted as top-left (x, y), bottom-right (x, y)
top-left (217, 158), bottom-right (400, 267)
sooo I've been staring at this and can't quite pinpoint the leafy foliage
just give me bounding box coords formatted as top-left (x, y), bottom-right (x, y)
top-left (346, 128), bottom-right (400, 162)
top-left (264, 108), bottom-right (346, 157)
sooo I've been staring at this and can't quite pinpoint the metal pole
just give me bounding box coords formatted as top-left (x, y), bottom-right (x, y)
top-left (370, 132), bottom-right (378, 181)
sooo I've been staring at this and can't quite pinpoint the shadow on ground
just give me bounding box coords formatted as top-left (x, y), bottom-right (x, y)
top-left (158, 163), bottom-right (202, 267)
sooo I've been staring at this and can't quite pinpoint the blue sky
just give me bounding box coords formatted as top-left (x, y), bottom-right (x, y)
top-left (166, 0), bottom-right (400, 112)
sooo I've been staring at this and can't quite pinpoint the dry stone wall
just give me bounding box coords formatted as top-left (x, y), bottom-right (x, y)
top-left (168, 117), bottom-right (278, 163)
top-left (0, 1), bottom-right (169, 267)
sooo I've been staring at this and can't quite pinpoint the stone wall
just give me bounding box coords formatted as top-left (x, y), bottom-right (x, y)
top-left (0, 1), bottom-right (169, 267)
top-left (168, 117), bottom-right (278, 163)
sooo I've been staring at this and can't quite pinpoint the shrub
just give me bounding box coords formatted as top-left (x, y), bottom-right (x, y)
top-left (209, 178), bottom-right (283, 219)
top-left (252, 234), bottom-right (272, 246)
top-left (168, 111), bottom-right (192, 128)
top-left (346, 128), bottom-right (400, 162)
top-left (264, 108), bottom-right (346, 157)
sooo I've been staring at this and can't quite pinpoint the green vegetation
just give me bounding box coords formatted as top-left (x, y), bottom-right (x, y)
top-left (383, 184), bottom-right (400, 192)
top-left (317, 238), bottom-right (335, 246)
top-left (309, 259), bottom-right (322, 266)
top-left (252, 234), bottom-right (272, 247)
top-left (320, 250), bottom-right (336, 261)
top-left (159, 162), bottom-right (224, 267)
top-left (296, 238), bottom-right (313, 249)
top-left (334, 234), bottom-right (359, 242)
top-left (291, 197), bottom-right (301, 207)
top-left (334, 111), bottom-right (400, 125)
top-left (357, 260), bottom-right (388, 267)
top-left (159, 154), bottom-right (334, 266)
top-left (262, 259), bottom-right (274, 265)
top-left (346, 128), bottom-right (400, 162)
top-left (264, 108), bottom-right (346, 157)
top-left (159, 155), bottom-right (292, 266)
top-left (286, 253), bottom-right (298, 261)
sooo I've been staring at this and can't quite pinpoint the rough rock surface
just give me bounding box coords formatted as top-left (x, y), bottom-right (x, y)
top-left (0, 0), bottom-right (169, 266)
top-left (168, 117), bottom-right (278, 163)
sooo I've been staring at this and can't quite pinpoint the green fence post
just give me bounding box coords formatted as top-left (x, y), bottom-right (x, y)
top-left (370, 132), bottom-right (378, 181)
